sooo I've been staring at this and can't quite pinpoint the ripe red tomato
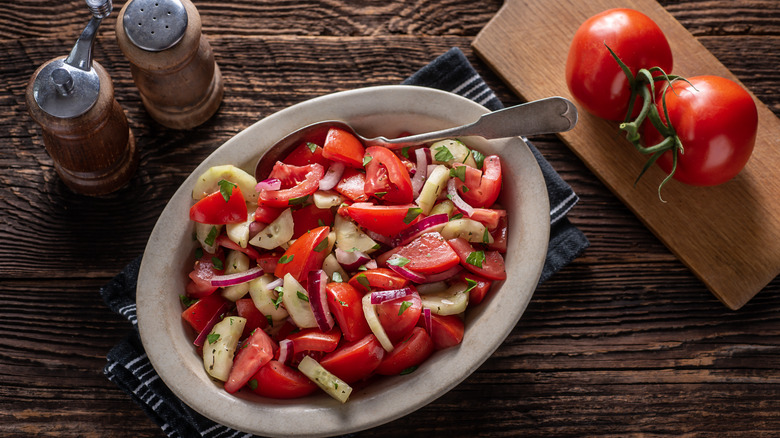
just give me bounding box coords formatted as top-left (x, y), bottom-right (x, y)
top-left (420, 313), bottom-right (464, 350)
top-left (274, 225), bottom-right (330, 283)
top-left (452, 155), bottom-right (502, 208)
top-left (325, 282), bottom-right (371, 342)
top-left (320, 334), bottom-right (386, 384)
top-left (291, 203), bottom-right (334, 239)
top-left (348, 268), bottom-right (409, 293)
top-left (257, 162), bottom-right (324, 207)
top-left (565, 8), bottom-right (673, 121)
top-left (395, 232), bottom-right (460, 274)
top-left (375, 327), bottom-right (434, 376)
top-left (189, 186), bottom-right (248, 224)
top-left (181, 293), bottom-right (228, 333)
top-left (375, 290), bottom-right (422, 344)
top-left (285, 327), bottom-right (342, 353)
top-left (448, 237), bottom-right (507, 281)
top-left (322, 127), bottom-right (365, 168)
top-left (235, 298), bottom-right (268, 338)
top-left (346, 203), bottom-right (421, 237)
top-left (250, 360), bottom-right (318, 399)
top-left (335, 167), bottom-right (369, 202)
top-left (224, 328), bottom-right (275, 393)
top-left (363, 146), bottom-right (414, 204)
top-left (283, 141), bottom-right (329, 167)
top-left (642, 75), bottom-right (758, 186)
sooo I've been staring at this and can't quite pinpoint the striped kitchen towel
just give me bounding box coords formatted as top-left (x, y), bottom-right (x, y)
top-left (102, 46), bottom-right (589, 438)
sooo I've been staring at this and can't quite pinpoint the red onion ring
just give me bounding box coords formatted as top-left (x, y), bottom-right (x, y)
top-left (447, 178), bottom-right (475, 217)
top-left (318, 162), bottom-right (345, 191)
top-left (277, 339), bottom-right (293, 365)
top-left (420, 264), bottom-right (463, 283)
top-left (394, 213), bottom-right (448, 246)
top-left (210, 266), bottom-right (264, 287)
top-left (370, 287), bottom-right (414, 304)
top-left (307, 269), bottom-right (335, 332)
top-left (255, 178), bottom-right (281, 191)
top-left (411, 148), bottom-right (429, 197)
top-left (387, 262), bottom-right (426, 283)
top-left (335, 248), bottom-right (370, 271)
top-left (422, 308), bottom-right (433, 335)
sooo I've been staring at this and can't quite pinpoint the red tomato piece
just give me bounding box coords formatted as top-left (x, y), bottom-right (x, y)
top-left (236, 298), bottom-right (268, 338)
top-left (346, 202), bottom-right (421, 237)
top-left (319, 334), bottom-right (385, 384)
top-left (453, 155), bottom-right (502, 209)
top-left (468, 208), bottom-right (505, 231)
top-left (459, 271), bottom-right (493, 307)
top-left (376, 289), bottom-right (422, 344)
top-left (291, 203), bottom-right (335, 239)
top-left (322, 127), bottom-right (365, 168)
top-left (186, 251), bottom-right (225, 298)
top-left (257, 162), bottom-right (324, 207)
top-left (348, 268), bottom-right (409, 294)
top-left (326, 282), bottom-right (371, 342)
top-left (216, 234), bottom-right (261, 261)
top-left (254, 204), bottom-right (284, 224)
top-left (335, 167), bottom-right (369, 202)
top-left (255, 252), bottom-right (280, 275)
top-left (283, 142), bottom-right (329, 167)
top-left (363, 146), bottom-right (414, 204)
top-left (181, 294), bottom-right (229, 333)
top-left (565, 8), bottom-right (673, 121)
top-left (448, 237), bottom-right (507, 281)
top-left (189, 186), bottom-right (248, 225)
top-left (375, 327), bottom-right (434, 376)
top-left (250, 360), bottom-right (318, 399)
top-left (273, 225), bottom-right (330, 283)
top-left (487, 213), bottom-right (508, 253)
top-left (396, 232), bottom-right (460, 274)
top-left (420, 313), bottom-right (464, 350)
top-left (224, 328), bottom-right (275, 393)
top-left (285, 327), bottom-right (342, 353)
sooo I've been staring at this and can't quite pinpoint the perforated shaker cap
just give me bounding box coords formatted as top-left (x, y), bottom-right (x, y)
top-left (123, 0), bottom-right (188, 52)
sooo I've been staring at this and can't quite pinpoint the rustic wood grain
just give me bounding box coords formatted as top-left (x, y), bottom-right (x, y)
top-left (1, 0), bottom-right (779, 437)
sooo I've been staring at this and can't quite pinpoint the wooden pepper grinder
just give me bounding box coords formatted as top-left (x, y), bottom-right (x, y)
top-left (26, 0), bottom-right (138, 196)
top-left (115, 0), bottom-right (224, 130)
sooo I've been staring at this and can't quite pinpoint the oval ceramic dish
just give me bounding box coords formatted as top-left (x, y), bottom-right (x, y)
top-left (137, 85), bottom-right (550, 437)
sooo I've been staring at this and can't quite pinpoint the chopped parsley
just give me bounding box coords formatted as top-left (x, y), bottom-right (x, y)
top-left (278, 254), bottom-right (294, 264)
top-left (450, 213), bottom-right (463, 221)
top-left (374, 191), bottom-right (388, 198)
top-left (465, 278), bottom-right (478, 294)
top-left (265, 315), bottom-right (274, 326)
top-left (194, 247), bottom-right (204, 259)
top-left (434, 145), bottom-right (454, 162)
top-left (461, 185), bottom-right (470, 193)
top-left (204, 226), bottom-right (219, 247)
top-left (297, 291), bottom-right (309, 302)
top-left (306, 142), bottom-right (318, 153)
top-left (249, 379), bottom-right (259, 390)
top-left (471, 149), bottom-right (486, 169)
top-left (449, 165), bottom-right (466, 182)
top-left (218, 179), bottom-right (236, 201)
top-left (363, 153), bottom-right (373, 166)
top-left (400, 365), bottom-right (418, 375)
top-left (288, 195), bottom-right (309, 206)
top-left (273, 287), bottom-right (284, 308)
top-left (483, 228), bottom-right (491, 244)
top-left (400, 147), bottom-right (410, 159)
top-left (314, 239), bottom-right (328, 252)
top-left (211, 256), bottom-right (223, 270)
top-left (332, 271), bottom-right (343, 283)
top-left (387, 255), bottom-right (410, 267)
top-left (356, 273), bottom-right (370, 290)
top-left (466, 250), bottom-right (485, 268)
top-left (398, 300), bottom-right (412, 315)
top-left (179, 294), bottom-right (198, 307)
top-left (207, 333), bottom-right (220, 344)
top-left (403, 207), bottom-right (423, 224)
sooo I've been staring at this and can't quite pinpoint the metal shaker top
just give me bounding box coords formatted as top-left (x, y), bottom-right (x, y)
top-left (122, 0), bottom-right (188, 52)
top-left (31, 0), bottom-right (113, 119)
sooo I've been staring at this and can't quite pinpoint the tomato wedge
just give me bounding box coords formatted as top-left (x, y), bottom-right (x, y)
top-left (274, 225), bottom-right (330, 283)
top-left (291, 203), bottom-right (335, 239)
top-left (257, 162), bottom-right (324, 207)
top-left (224, 328), bottom-right (275, 393)
top-left (236, 298), bottom-right (268, 338)
top-left (335, 167), bottom-right (369, 202)
top-left (376, 289), bottom-right (422, 344)
top-left (348, 268), bottom-right (409, 293)
top-left (320, 334), bottom-right (385, 384)
top-left (283, 141), bottom-right (329, 167)
top-left (216, 234), bottom-right (261, 261)
top-left (453, 155), bottom-right (502, 208)
top-left (375, 327), bottom-right (434, 376)
top-left (322, 127), bottom-right (365, 168)
top-left (250, 360), bottom-right (318, 399)
top-left (181, 294), bottom-right (229, 333)
top-left (186, 251), bottom-right (225, 298)
top-left (448, 237), bottom-right (507, 281)
top-left (326, 282), bottom-right (371, 342)
top-left (346, 203), bottom-right (421, 236)
top-left (396, 232), bottom-right (460, 274)
top-left (189, 186), bottom-right (248, 224)
top-left (285, 327), bottom-right (342, 353)
top-left (421, 313), bottom-right (464, 350)
top-left (363, 146), bottom-right (414, 204)
top-left (459, 271), bottom-right (493, 307)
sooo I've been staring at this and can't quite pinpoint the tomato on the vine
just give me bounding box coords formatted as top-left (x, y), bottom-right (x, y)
top-left (642, 75), bottom-right (758, 186)
top-left (565, 8), bottom-right (673, 121)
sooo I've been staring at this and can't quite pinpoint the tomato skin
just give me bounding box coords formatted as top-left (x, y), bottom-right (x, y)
top-left (291, 203), bottom-right (335, 239)
top-left (216, 234), bottom-right (261, 261)
top-left (643, 75), bottom-right (758, 186)
top-left (257, 162), bottom-right (324, 207)
top-left (375, 327), bottom-right (434, 376)
top-left (322, 127), bottom-right (365, 168)
top-left (335, 167), bottom-right (369, 202)
top-left (236, 298), bottom-right (269, 338)
top-left (250, 360), bottom-right (318, 399)
top-left (346, 203), bottom-right (420, 237)
top-left (420, 313), bottom-right (464, 350)
top-left (326, 282), bottom-right (371, 342)
top-left (224, 328), bottom-right (275, 394)
top-left (348, 268), bottom-right (409, 294)
top-left (274, 226), bottom-right (330, 283)
top-left (186, 251), bottom-right (225, 298)
top-left (396, 232), bottom-right (460, 274)
top-left (254, 205), bottom-right (283, 224)
top-left (181, 293), bottom-right (229, 333)
top-left (285, 327), bottom-right (342, 353)
top-left (566, 8), bottom-right (673, 121)
top-left (453, 155), bottom-right (502, 208)
top-left (364, 146), bottom-right (414, 204)
top-left (283, 142), bottom-right (329, 167)
top-left (319, 334), bottom-right (385, 383)
top-left (459, 272), bottom-right (493, 307)
top-left (375, 290), bottom-right (422, 344)
top-left (448, 237), bottom-right (507, 281)
top-left (189, 186), bottom-right (248, 224)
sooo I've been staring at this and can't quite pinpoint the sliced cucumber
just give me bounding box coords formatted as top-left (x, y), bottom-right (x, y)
top-left (298, 355), bottom-right (352, 403)
top-left (430, 139), bottom-right (478, 168)
top-left (440, 218), bottom-right (494, 244)
top-left (192, 164), bottom-right (258, 203)
top-left (202, 316), bottom-right (246, 382)
top-left (195, 222), bottom-right (222, 254)
top-left (430, 199), bottom-right (456, 218)
top-left (226, 210), bottom-right (256, 249)
top-left (322, 253), bottom-right (348, 283)
top-left (249, 208), bottom-right (294, 250)
top-left (416, 164), bottom-right (450, 215)
top-left (248, 274), bottom-right (289, 322)
top-left (420, 281), bottom-right (469, 316)
top-left (281, 273), bottom-right (318, 328)
top-left (334, 214), bottom-right (378, 254)
top-left (221, 250), bottom-right (252, 301)
top-left (362, 293), bottom-right (394, 352)
top-left (313, 190), bottom-right (344, 209)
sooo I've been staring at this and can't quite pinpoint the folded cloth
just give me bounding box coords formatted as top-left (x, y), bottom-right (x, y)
top-left (102, 46), bottom-right (589, 438)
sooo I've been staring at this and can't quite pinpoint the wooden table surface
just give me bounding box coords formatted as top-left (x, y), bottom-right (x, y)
top-left (1, 0), bottom-right (778, 436)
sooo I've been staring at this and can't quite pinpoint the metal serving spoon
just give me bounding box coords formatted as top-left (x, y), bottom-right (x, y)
top-left (255, 96), bottom-right (577, 179)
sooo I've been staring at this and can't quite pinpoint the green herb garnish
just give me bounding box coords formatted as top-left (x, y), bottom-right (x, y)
top-left (449, 166), bottom-right (466, 182)
top-left (204, 226), bottom-right (219, 247)
top-left (466, 250), bottom-right (485, 268)
top-left (387, 256), bottom-right (410, 267)
top-left (218, 179), bottom-right (237, 201)
top-left (278, 254), bottom-right (294, 264)
top-left (398, 301), bottom-right (412, 315)
top-left (403, 207), bottom-right (423, 224)
top-left (207, 333), bottom-right (220, 344)
top-left (434, 145), bottom-right (454, 162)
top-left (306, 142), bottom-right (318, 153)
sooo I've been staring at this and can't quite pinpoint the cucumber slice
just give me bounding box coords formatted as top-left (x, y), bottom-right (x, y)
top-left (226, 210), bottom-right (256, 248)
top-left (416, 165), bottom-right (450, 215)
top-left (248, 274), bottom-right (289, 322)
top-left (334, 214), bottom-right (378, 254)
top-left (281, 273), bottom-right (318, 328)
top-left (221, 250), bottom-right (252, 301)
top-left (202, 316), bottom-right (246, 382)
top-left (195, 222), bottom-right (222, 254)
top-left (440, 218), bottom-right (494, 244)
top-left (249, 208), bottom-right (294, 250)
top-left (420, 281), bottom-right (469, 316)
top-left (430, 139), bottom-right (478, 168)
top-left (192, 164), bottom-right (258, 203)
top-left (298, 355), bottom-right (352, 403)
top-left (313, 190), bottom-right (344, 209)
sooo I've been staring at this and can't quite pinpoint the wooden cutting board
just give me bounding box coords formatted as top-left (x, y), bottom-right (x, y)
top-left (473, 0), bottom-right (780, 310)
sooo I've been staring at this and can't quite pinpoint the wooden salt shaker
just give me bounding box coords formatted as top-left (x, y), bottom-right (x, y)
top-left (26, 0), bottom-right (138, 196)
top-left (115, 0), bottom-right (224, 130)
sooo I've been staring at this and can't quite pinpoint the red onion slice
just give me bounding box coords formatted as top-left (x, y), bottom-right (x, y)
top-left (394, 213), bottom-right (448, 246)
top-left (335, 247), bottom-right (370, 271)
top-left (318, 162), bottom-right (345, 191)
top-left (277, 339), bottom-right (293, 365)
top-left (420, 264), bottom-right (463, 283)
top-left (447, 178), bottom-right (475, 217)
top-left (387, 262), bottom-right (426, 283)
top-left (364, 229), bottom-right (394, 246)
top-left (364, 260), bottom-right (378, 270)
top-left (370, 287), bottom-right (414, 304)
top-left (411, 147), bottom-right (429, 197)
top-left (256, 178), bottom-right (281, 191)
top-left (266, 277), bottom-right (283, 291)
top-left (193, 302), bottom-right (231, 347)
top-left (308, 269), bottom-right (335, 332)
top-left (422, 308), bottom-right (432, 335)
top-left (210, 266), bottom-right (264, 287)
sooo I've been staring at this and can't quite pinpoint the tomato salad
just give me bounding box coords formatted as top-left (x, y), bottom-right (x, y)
top-left (182, 127), bottom-right (508, 403)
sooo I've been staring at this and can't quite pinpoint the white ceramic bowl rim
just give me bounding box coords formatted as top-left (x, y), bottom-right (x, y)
top-left (137, 85), bottom-right (550, 437)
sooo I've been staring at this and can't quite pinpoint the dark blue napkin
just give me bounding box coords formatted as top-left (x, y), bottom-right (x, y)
top-left (102, 47), bottom-right (589, 438)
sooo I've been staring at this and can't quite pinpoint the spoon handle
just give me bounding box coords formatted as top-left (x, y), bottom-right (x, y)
top-left (374, 96), bottom-right (577, 148)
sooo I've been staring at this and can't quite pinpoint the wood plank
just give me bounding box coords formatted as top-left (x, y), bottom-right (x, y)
top-left (473, 0), bottom-right (780, 309)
